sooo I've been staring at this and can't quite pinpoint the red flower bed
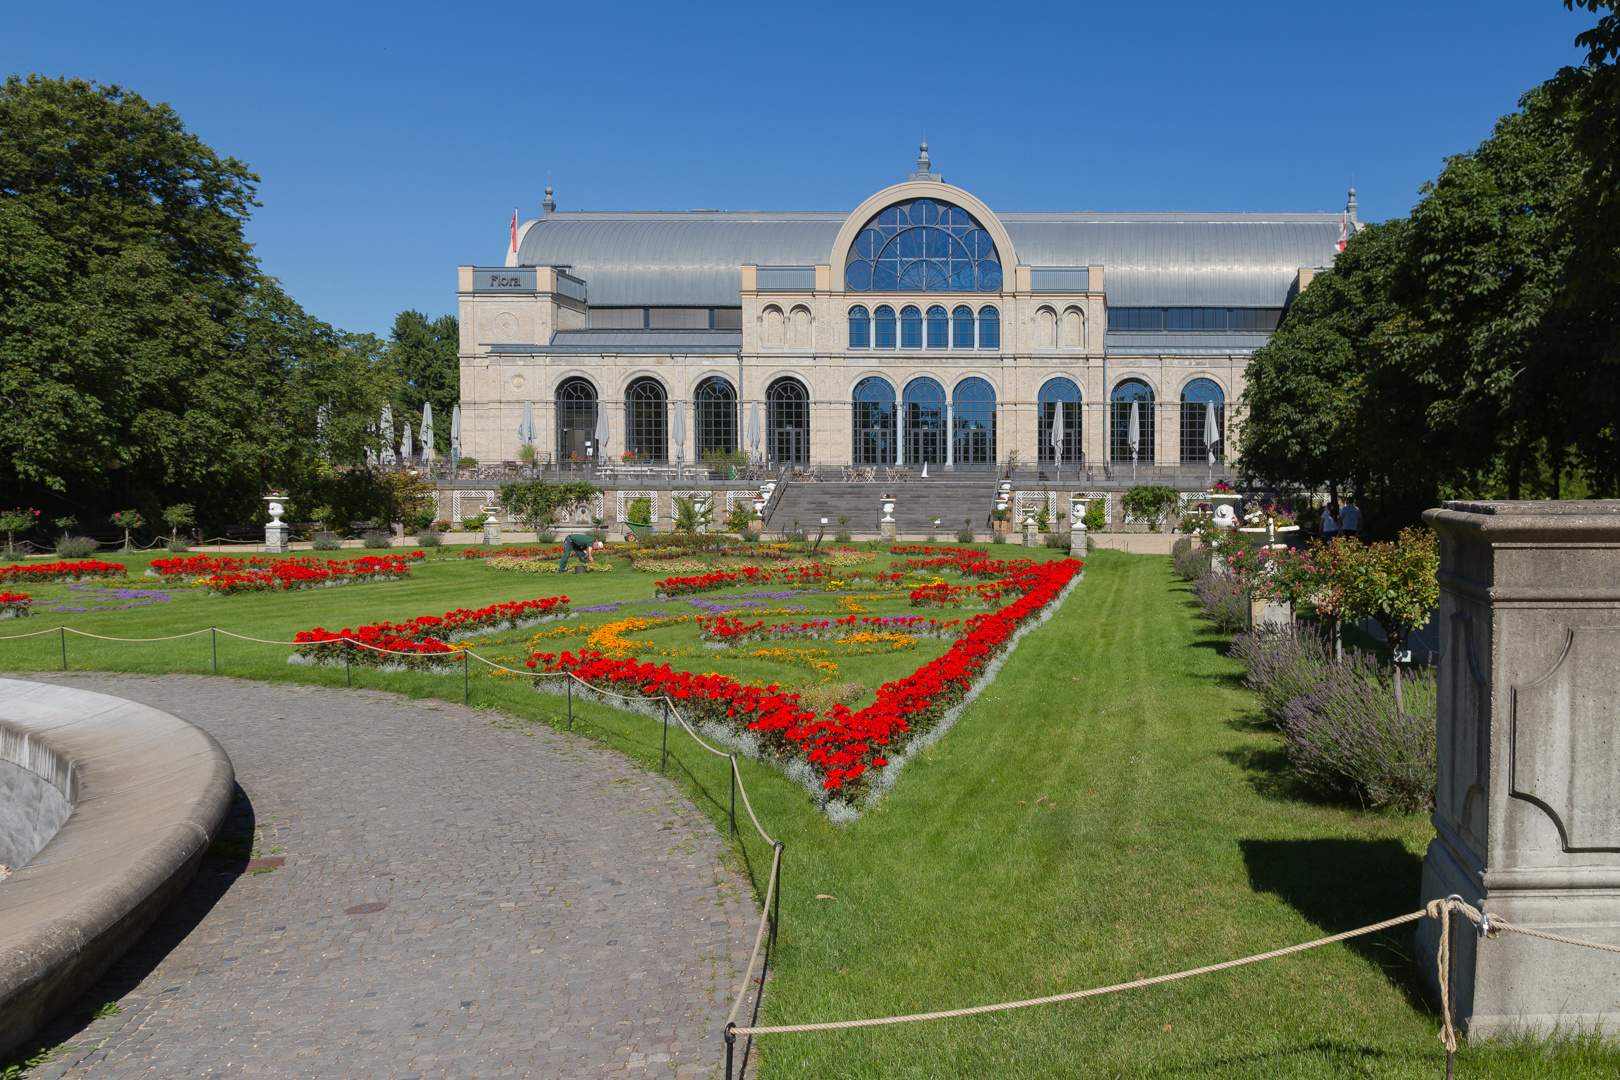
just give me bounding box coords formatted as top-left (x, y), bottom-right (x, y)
top-left (157, 554), bottom-right (423, 594)
top-left (540, 552), bottom-right (1082, 799)
top-left (0, 590), bottom-right (31, 618)
top-left (0, 560), bottom-right (126, 584)
top-left (293, 596), bottom-right (570, 667)
top-left (460, 546), bottom-right (559, 560)
top-left (654, 567), bottom-right (769, 596)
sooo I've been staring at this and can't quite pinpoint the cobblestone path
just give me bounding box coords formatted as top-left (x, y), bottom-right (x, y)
top-left (17, 674), bottom-right (755, 1080)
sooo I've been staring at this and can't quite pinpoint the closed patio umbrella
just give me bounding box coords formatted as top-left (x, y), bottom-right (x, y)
top-left (672, 398), bottom-right (687, 468)
top-left (747, 401), bottom-right (761, 461)
top-left (1128, 400), bottom-right (1140, 469)
top-left (380, 404), bottom-right (396, 466)
top-left (420, 402), bottom-right (435, 462)
top-left (593, 403), bottom-right (609, 461)
top-left (517, 399), bottom-right (536, 452)
top-left (450, 404), bottom-right (462, 465)
top-left (1049, 401), bottom-right (1065, 473)
top-left (1205, 399), bottom-right (1219, 465)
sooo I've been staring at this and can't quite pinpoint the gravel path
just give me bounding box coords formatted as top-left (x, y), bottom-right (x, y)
top-left (11, 674), bottom-right (755, 1080)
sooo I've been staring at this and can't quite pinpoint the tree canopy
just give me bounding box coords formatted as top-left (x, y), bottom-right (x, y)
top-left (1238, 58), bottom-right (1611, 532)
top-left (0, 75), bottom-right (398, 534)
top-left (389, 310), bottom-right (459, 452)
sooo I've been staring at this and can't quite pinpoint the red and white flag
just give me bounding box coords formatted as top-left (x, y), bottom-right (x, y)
top-left (510, 208), bottom-right (519, 253)
top-left (1337, 212), bottom-right (1350, 253)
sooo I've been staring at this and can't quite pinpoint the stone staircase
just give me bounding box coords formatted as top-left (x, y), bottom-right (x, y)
top-left (765, 478), bottom-right (999, 539)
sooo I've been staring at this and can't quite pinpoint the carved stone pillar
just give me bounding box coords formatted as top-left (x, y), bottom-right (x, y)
top-left (1418, 500), bottom-right (1620, 1036)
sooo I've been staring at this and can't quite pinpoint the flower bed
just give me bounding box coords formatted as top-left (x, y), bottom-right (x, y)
top-left (0, 560), bottom-right (127, 585)
top-left (0, 591), bottom-right (31, 618)
top-left (537, 548), bottom-right (1082, 801)
top-left (697, 613), bottom-right (959, 645)
top-left (460, 546), bottom-right (556, 560)
top-left (160, 555), bottom-right (424, 594)
top-left (292, 596), bottom-right (571, 668)
top-left (487, 555), bottom-right (612, 573)
top-left (150, 551), bottom-right (426, 583)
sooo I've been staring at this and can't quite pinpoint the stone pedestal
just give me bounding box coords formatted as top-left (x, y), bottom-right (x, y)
top-left (1022, 518), bottom-right (1038, 547)
top-left (482, 520), bottom-right (502, 546)
top-left (879, 519), bottom-right (896, 542)
top-left (1248, 596), bottom-right (1290, 630)
top-left (264, 521), bottom-right (289, 554)
top-left (1069, 524), bottom-right (1086, 558)
top-left (1418, 500), bottom-right (1620, 1037)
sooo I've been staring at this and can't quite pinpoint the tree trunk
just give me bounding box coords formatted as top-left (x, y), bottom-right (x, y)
top-left (1393, 658), bottom-right (1405, 719)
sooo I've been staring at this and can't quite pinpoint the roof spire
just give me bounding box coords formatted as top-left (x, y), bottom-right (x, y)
top-left (542, 186), bottom-right (556, 214)
top-left (909, 140), bottom-right (942, 183)
top-left (1346, 187), bottom-right (1357, 224)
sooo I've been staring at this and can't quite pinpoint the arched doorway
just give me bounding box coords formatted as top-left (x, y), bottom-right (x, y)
top-left (1110, 379), bottom-right (1154, 465)
top-left (624, 377), bottom-right (667, 462)
top-left (951, 377), bottom-right (996, 466)
top-left (1038, 377), bottom-right (1081, 465)
top-left (852, 377), bottom-right (896, 465)
top-left (555, 377), bottom-right (598, 463)
top-left (695, 376), bottom-right (737, 459)
top-left (767, 377), bottom-right (809, 465)
top-left (902, 377), bottom-right (946, 465)
top-left (1180, 378), bottom-right (1225, 464)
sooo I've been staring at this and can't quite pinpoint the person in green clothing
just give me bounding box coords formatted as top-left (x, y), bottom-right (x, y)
top-left (559, 534), bottom-right (602, 571)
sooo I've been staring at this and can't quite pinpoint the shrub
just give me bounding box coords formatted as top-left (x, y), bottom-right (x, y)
top-left (724, 503), bottom-right (756, 533)
top-left (361, 530), bottom-right (393, 549)
top-left (165, 538), bottom-right (191, 553)
top-left (535, 531), bottom-right (557, 544)
top-left (626, 496), bottom-right (652, 528)
top-left (416, 528), bottom-right (443, 548)
top-left (1193, 571), bottom-right (1248, 632)
top-left (1172, 536), bottom-right (1191, 559)
top-left (311, 532), bottom-right (343, 551)
top-left (835, 531), bottom-right (852, 542)
top-left (956, 527), bottom-right (975, 544)
top-left (1229, 626), bottom-right (1336, 723)
top-left (1122, 484), bottom-right (1178, 530)
top-left (1276, 650), bottom-right (1438, 812)
top-left (55, 536), bottom-right (97, 558)
top-left (461, 515), bottom-right (488, 531)
top-left (1083, 500), bottom-right (1106, 532)
top-left (1043, 532), bottom-right (1067, 548)
top-left (2, 546), bottom-right (28, 563)
top-left (1172, 544), bottom-right (1208, 582)
top-left (739, 528), bottom-right (760, 543)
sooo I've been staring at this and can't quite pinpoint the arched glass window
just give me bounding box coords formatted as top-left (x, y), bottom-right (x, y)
top-left (852, 377), bottom-right (896, 465)
top-left (1110, 379), bottom-right (1155, 465)
top-left (900, 305), bottom-right (923, 349)
top-left (978, 306), bottom-right (1000, 349)
top-left (556, 377), bottom-right (598, 462)
top-left (952, 377), bottom-right (996, 466)
top-left (625, 377), bottom-right (667, 462)
top-left (848, 306), bottom-right (870, 349)
top-left (952, 306), bottom-right (974, 349)
top-left (874, 305), bottom-right (896, 349)
top-left (902, 377), bottom-right (946, 465)
top-left (1180, 378), bottom-right (1225, 464)
top-left (845, 198), bottom-right (1002, 291)
top-left (695, 376), bottom-right (737, 458)
top-left (767, 378), bottom-right (809, 465)
top-left (1038, 377), bottom-right (1082, 465)
top-left (926, 305), bottom-right (949, 349)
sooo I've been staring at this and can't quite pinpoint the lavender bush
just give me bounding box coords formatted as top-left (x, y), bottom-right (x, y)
top-left (1193, 571), bottom-right (1247, 632)
top-left (1173, 543), bottom-right (1207, 582)
top-left (1228, 626), bottom-right (1335, 723)
top-left (1275, 650), bottom-right (1437, 812)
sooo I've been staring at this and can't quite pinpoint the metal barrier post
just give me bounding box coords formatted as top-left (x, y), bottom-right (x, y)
top-left (661, 698), bottom-right (669, 774)
top-left (212, 627), bottom-right (218, 674)
top-left (567, 676), bottom-right (573, 730)
top-left (771, 841), bottom-right (783, 950)
top-left (729, 756), bottom-right (736, 839)
top-left (724, 1024), bottom-right (736, 1080)
top-left (345, 641), bottom-right (352, 687)
top-left (1445, 903), bottom-right (1457, 1080)
top-left (59, 626), bottom-right (66, 671)
top-left (463, 649), bottom-right (469, 703)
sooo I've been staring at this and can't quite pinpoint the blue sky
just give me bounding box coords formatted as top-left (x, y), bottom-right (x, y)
top-left (3, 1), bottom-right (1594, 336)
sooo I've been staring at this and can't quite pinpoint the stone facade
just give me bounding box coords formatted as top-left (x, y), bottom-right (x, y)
top-left (456, 169), bottom-right (1347, 476)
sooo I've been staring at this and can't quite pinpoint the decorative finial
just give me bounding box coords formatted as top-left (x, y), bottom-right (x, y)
top-left (1346, 187), bottom-right (1357, 222)
top-left (909, 142), bottom-right (941, 183)
top-left (542, 186), bottom-right (556, 214)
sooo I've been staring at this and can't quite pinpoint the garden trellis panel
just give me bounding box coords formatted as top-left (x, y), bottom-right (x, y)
top-left (1074, 491), bottom-right (1113, 525)
top-left (616, 490), bottom-right (658, 523)
top-left (452, 490), bottom-right (496, 521)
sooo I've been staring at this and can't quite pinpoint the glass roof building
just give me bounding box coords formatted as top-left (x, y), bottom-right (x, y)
top-left (456, 146), bottom-right (1356, 473)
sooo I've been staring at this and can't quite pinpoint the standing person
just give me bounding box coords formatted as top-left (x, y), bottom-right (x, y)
top-left (1338, 497), bottom-right (1362, 540)
top-left (1321, 500), bottom-right (1340, 540)
top-left (558, 533), bottom-right (602, 571)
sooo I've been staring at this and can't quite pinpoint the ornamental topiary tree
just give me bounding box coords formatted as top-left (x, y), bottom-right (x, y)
top-left (1336, 527), bottom-right (1441, 715)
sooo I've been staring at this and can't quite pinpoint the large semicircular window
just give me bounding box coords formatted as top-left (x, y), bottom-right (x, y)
top-left (845, 198), bottom-right (1002, 292)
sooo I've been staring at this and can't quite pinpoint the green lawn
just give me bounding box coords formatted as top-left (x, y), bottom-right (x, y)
top-left (2, 545), bottom-right (1611, 1077)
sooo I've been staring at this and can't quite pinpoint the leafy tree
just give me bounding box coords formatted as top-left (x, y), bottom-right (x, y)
top-left (390, 310), bottom-right (459, 452)
top-left (0, 75), bottom-right (395, 531)
top-left (498, 479), bottom-right (601, 539)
